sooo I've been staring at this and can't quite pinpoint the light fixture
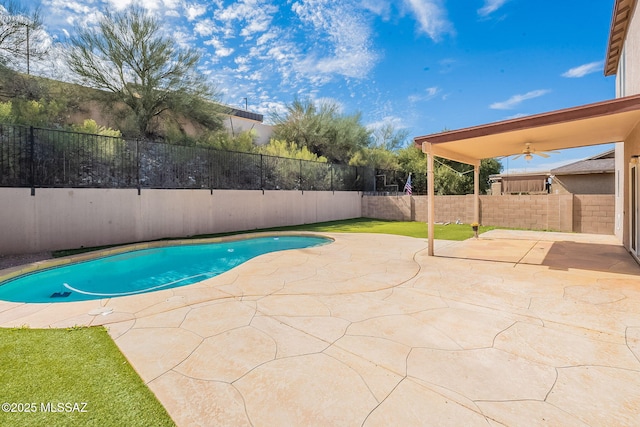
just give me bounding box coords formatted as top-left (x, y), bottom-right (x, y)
top-left (524, 153), bottom-right (532, 162)
top-left (631, 155), bottom-right (640, 165)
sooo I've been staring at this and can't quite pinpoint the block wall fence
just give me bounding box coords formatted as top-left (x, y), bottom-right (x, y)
top-left (0, 189), bottom-right (614, 255)
top-left (362, 194), bottom-right (614, 235)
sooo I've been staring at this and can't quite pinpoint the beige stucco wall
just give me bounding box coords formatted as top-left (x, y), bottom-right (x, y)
top-left (0, 188), bottom-right (361, 255)
top-left (618, 1), bottom-right (640, 248)
top-left (621, 1), bottom-right (640, 97)
top-left (623, 123), bottom-right (640, 249)
top-left (552, 173), bottom-right (615, 195)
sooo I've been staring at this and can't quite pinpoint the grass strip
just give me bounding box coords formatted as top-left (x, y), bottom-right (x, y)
top-left (53, 218), bottom-right (497, 258)
top-left (0, 327), bottom-right (175, 427)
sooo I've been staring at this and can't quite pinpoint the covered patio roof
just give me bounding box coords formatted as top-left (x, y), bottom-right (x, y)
top-left (414, 94), bottom-right (640, 163)
top-left (414, 94), bottom-right (640, 256)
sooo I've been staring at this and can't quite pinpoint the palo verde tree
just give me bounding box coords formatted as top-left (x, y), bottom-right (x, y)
top-left (272, 98), bottom-right (370, 163)
top-left (0, 1), bottom-right (48, 73)
top-left (65, 5), bottom-right (225, 138)
top-left (349, 122), bottom-right (409, 169)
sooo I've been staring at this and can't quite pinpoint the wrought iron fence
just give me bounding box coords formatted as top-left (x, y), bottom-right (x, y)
top-left (0, 124), bottom-right (409, 193)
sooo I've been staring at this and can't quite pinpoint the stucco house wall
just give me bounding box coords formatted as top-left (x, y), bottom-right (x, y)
top-left (616, 1), bottom-right (640, 250)
top-left (620, 2), bottom-right (640, 96)
top-left (552, 173), bottom-right (615, 195)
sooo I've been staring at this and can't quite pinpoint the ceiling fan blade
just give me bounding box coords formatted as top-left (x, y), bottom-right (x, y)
top-left (512, 154), bottom-right (523, 160)
top-left (535, 152), bottom-right (550, 158)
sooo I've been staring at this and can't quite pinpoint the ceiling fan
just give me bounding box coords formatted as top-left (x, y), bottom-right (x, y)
top-left (512, 143), bottom-right (559, 161)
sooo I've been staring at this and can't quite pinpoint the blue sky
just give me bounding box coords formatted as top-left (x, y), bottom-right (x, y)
top-left (20, 0), bottom-right (617, 171)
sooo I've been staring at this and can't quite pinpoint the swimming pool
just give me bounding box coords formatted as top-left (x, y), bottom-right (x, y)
top-left (0, 235), bottom-right (331, 303)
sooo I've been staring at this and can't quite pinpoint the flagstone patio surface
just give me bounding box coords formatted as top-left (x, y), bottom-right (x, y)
top-left (1, 230), bottom-right (640, 426)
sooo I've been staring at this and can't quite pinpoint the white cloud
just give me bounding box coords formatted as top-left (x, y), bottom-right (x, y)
top-left (490, 89), bottom-right (551, 110)
top-left (194, 19), bottom-right (215, 37)
top-left (204, 37), bottom-right (235, 57)
top-left (105, 0), bottom-right (135, 10)
top-left (403, 0), bottom-right (453, 41)
top-left (366, 115), bottom-right (408, 131)
top-left (216, 0), bottom-right (278, 39)
top-left (478, 0), bottom-right (509, 17)
top-left (408, 86), bottom-right (440, 103)
top-left (361, 0), bottom-right (391, 18)
top-left (561, 61), bottom-right (604, 78)
top-left (292, 0), bottom-right (379, 79)
top-left (185, 4), bottom-right (207, 21)
top-left (504, 113), bottom-right (530, 120)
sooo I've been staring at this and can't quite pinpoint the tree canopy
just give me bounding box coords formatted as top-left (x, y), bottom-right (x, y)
top-left (397, 145), bottom-right (502, 195)
top-left (271, 99), bottom-right (370, 163)
top-left (65, 5), bottom-right (225, 137)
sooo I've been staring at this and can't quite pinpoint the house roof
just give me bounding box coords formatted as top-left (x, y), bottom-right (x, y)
top-left (551, 158), bottom-right (615, 175)
top-left (549, 149), bottom-right (615, 175)
top-left (489, 172), bottom-right (549, 181)
top-left (414, 94), bottom-right (640, 165)
top-left (605, 0), bottom-right (638, 76)
top-left (586, 148), bottom-right (615, 159)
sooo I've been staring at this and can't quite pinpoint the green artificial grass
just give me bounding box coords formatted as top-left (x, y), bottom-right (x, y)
top-left (53, 218), bottom-right (497, 258)
top-left (252, 217), bottom-right (497, 240)
top-left (0, 327), bottom-right (174, 427)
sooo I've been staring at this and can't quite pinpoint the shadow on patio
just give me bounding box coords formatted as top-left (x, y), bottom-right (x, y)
top-left (435, 230), bottom-right (640, 276)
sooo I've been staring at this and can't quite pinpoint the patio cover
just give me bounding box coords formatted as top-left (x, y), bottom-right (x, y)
top-left (414, 94), bottom-right (640, 255)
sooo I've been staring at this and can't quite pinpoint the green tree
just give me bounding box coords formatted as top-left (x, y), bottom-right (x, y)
top-left (397, 145), bottom-right (502, 195)
top-left (0, 97), bottom-right (66, 126)
top-left (71, 119), bottom-right (121, 137)
top-left (196, 129), bottom-right (257, 152)
top-left (349, 147), bottom-right (399, 170)
top-left (370, 122), bottom-right (410, 151)
top-left (65, 5), bottom-right (225, 138)
top-left (272, 99), bottom-right (370, 163)
top-left (260, 139), bottom-right (327, 162)
top-left (397, 145), bottom-right (427, 193)
top-left (0, 1), bottom-right (48, 72)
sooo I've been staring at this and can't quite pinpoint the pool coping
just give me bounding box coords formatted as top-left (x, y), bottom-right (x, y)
top-left (0, 231), bottom-right (335, 285)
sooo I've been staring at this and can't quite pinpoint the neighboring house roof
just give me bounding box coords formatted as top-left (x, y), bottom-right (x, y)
top-left (227, 107), bottom-right (264, 123)
top-left (551, 158), bottom-right (614, 175)
top-left (551, 149), bottom-right (615, 175)
top-left (489, 149), bottom-right (615, 179)
top-left (605, 0), bottom-right (638, 76)
top-left (489, 172), bottom-right (549, 181)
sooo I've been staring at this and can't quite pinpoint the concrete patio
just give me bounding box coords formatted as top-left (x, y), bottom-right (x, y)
top-left (1, 230), bottom-right (639, 426)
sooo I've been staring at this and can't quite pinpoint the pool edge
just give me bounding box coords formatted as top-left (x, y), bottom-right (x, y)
top-left (0, 231), bottom-right (335, 285)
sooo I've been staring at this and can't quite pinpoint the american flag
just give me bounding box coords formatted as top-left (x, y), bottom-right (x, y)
top-left (404, 173), bottom-right (412, 195)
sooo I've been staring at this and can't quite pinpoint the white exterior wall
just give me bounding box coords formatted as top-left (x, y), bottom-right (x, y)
top-left (223, 116), bottom-right (274, 145)
top-left (0, 189), bottom-right (361, 255)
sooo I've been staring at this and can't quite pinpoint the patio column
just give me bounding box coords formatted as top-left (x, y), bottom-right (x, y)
top-left (423, 142), bottom-right (435, 256)
top-left (474, 161), bottom-right (480, 225)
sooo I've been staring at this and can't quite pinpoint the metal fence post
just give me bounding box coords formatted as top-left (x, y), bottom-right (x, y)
top-left (330, 164), bottom-right (333, 193)
top-left (136, 138), bottom-right (141, 195)
top-left (260, 154), bottom-right (264, 193)
top-left (299, 159), bottom-right (303, 193)
top-left (29, 126), bottom-right (35, 196)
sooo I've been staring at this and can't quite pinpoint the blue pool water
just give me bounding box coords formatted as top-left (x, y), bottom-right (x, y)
top-left (0, 236), bottom-right (331, 303)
